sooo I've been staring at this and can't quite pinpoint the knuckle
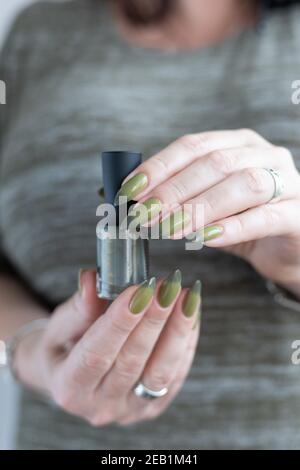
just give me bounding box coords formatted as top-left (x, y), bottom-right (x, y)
top-left (243, 168), bottom-right (266, 194)
top-left (80, 346), bottom-right (111, 372)
top-left (209, 149), bottom-right (238, 176)
top-left (144, 314), bottom-right (165, 330)
top-left (233, 214), bottom-right (246, 236)
top-left (146, 369), bottom-right (171, 390)
top-left (179, 134), bottom-right (203, 155)
top-left (172, 320), bottom-right (189, 339)
top-left (149, 156), bottom-right (170, 175)
top-left (261, 205), bottom-right (280, 228)
top-left (110, 315), bottom-right (133, 338)
top-left (115, 351), bottom-right (142, 378)
top-left (153, 186), bottom-right (168, 204)
top-left (164, 179), bottom-right (188, 201)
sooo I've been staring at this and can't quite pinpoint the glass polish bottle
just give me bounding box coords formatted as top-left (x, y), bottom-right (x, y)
top-left (96, 151), bottom-right (149, 300)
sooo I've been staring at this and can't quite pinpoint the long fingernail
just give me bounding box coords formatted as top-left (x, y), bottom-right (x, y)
top-left (183, 280), bottom-right (202, 318)
top-left (158, 269), bottom-right (182, 308)
top-left (129, 277), bottom-right (156, 314)
top-left (193, 306), bottom-right (202, 330)
top-left (159, 211), bottom-right (190, 237)
top-left (114, 173), bottom-right (148, 206)
top-left (201, 224), bottom-right (224, 242)
top-left (128, 197), bottom-right (162, 226)
top-left (78, 269), bottom-right (88, 297)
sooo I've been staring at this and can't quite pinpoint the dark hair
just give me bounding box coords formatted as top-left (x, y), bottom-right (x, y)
top-left (113, 0), bottom-right (300, 25)
top-left (113, 0), bottom-right (174, 25)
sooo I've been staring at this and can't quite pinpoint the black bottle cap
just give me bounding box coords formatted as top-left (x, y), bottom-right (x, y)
top-left (101, 151), bottom-right (142, 205)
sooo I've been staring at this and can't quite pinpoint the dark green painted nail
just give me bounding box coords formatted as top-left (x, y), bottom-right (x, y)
top-left (129, 277), bottom-right (156, 314)
top-left (114, 173), bottom-right (148, 205)
top-left (201, 225), bottom-right (224, 242)
top-left (159, 211), bottom-right (190, 237)
top-left (158, 269), bottom-right (182, 308)
top-left (183, 280), bottom-right (202, 318)
top-left (128, 197), bottom-right (162, 226)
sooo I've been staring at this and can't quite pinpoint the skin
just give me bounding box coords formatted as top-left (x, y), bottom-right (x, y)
top-left (122, 130), bottom-right (300, 298)
top-left (2, 0), bottom-right (289, 426)
top-left (15, 270), bottom-right (200, 426)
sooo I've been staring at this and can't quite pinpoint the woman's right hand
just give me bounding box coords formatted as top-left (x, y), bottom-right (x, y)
top-left (14, 270), bottom-right (201, 426)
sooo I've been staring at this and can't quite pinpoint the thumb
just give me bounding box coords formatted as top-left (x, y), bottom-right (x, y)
top-left (46, 269), bottom-right (109, 348)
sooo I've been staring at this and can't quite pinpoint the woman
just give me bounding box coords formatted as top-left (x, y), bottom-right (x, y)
top-left (1, 0), bottom-right (300, 450)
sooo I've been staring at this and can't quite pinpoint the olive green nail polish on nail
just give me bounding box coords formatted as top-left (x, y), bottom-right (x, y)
top-left (130, 277), bottom-right (156, 314)
top-left (114, 173), bottom-right (148, 205)
top-left (128, 197), bottom-right (162, 226)
top-left (183, 280), bottom-right (202, 318)
top-left (192, 309), bottom-right (202, 330)
top-left (158, 269), bottom-right (182, 308)
top-left (159, 211), bottom-right (190, 237)
top-left (202, 224), bottom-right (224, 242)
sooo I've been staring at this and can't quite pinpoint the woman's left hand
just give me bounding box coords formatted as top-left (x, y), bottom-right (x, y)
top-left (117, 129), bottom-right (300, 296)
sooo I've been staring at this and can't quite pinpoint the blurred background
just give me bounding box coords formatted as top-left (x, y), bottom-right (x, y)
top-left (0, 0), bottom-right (35, 450)
top-left (0, 0), bottom-right (35, 47)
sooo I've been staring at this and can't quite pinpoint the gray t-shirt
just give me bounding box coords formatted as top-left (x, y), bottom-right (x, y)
top-left (1, 0), bottom-right (300, 450)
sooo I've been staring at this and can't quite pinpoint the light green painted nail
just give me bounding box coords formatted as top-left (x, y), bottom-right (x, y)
top-left (183, 280), bottom-right (202, 318)
top-left (129, 277), bottom-right (156, 314)
top-left (114, 173), bottom-right (148, 205)
top-left (192, 308), bottom-right (202, 330)
top-left (128, 197), bottom-right (162, 226)
top-left (159, 211), bottom-right (190, 237)
top-left (201, 225), bottom-right (224, 242)
top-left (158, 269), bottom-right (182, 308)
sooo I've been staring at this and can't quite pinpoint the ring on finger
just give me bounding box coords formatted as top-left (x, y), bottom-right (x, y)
top-left (134, 382), bottom-right (168, 400)
top-left (263, 168), bottom-right (285, 203)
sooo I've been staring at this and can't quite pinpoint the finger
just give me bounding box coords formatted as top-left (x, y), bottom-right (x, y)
top-left (168, 166), bottom-right (294, 239)
top-left (131, 145), bottom-right (290, 224)
top-left (120, 130), bottom-right (270, 201)
top-left (60, 278), bottom-right (157, 393)
top-left (204, 200), bottom-right (300, 248)
top-left (119, 325), bottom-right (200, 425)
top-left (149, 326), bottom-right (200, 419)
top-left (46, 269), bottom-right (108, 348)
top-left (100, 271), bottom-right (182, 399)
top-left (138, 282), bottom-right (201, 393)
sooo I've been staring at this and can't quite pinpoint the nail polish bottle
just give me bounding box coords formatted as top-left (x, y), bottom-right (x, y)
top-left (96, 151), bottom-right (149, 300)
